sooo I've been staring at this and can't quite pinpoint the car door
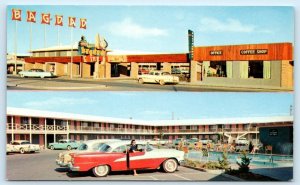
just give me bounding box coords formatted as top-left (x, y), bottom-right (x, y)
top-left (110, 145), bottom-right (128, 171)
top-left (128, 144), bottom-right (147, 170)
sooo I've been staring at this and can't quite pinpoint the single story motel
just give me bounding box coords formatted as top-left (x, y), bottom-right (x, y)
top-left (13, 41), bottom-right (293, 89)
top-left (7, 107), bottom-right (293, 154)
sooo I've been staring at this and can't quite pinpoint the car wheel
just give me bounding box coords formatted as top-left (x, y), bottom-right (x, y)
top-left (20, 148), bottom-right (25, 154)
top-left (159, 80), bottom-right (165, 85)
top-left (162, 159), bottom-right (178, 173)
top-left (50, 145), bottom-right (55, 150)
top-left (92, 165), bottom-right (110, 177)
top-left (67, 145), bottom-right (72, 151)
top-left (138, 78), bottom-right (144, 84)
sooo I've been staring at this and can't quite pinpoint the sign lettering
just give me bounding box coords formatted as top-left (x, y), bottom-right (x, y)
top-left (68, 17), bottom-right (76, 27)
top-left (188, 30), bottom-right (194, 60)
top-left (41, 13), bottom-right (51, 24)
top-left (12, 9), bottom-right (22, 21)
top-left (240, 49), bottom-right (268, 55)
top-left (55, 15), bottom-right (63, 26)
top-left (26, 11), bottom-right (36, 23)
top-left (269, 129), bottom-right (278, 136)
top-left (210, 50), bottom-right (223, 55)
top-left (80, 18), bottom-right (87, 29)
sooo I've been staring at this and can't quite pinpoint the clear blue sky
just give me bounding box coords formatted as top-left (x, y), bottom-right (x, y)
top-left (6, 6), bottom-right (294, 54)
top-left (7, 92), bottom-right (293, 120)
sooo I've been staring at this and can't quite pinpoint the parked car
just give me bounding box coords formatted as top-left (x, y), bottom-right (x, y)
top-left (48, 139), bottom-right (79, 150)
top-left (56, 139), bottom-right (120, 167)
top-left (173, 138), bottom-right (184, 146)
top-left (68, 140), bottom-right (185, 177)
top-left (137, 71), bottom-right (179, 85)
top-left (147, 138), bottom-right (168, 146)
top-left (236, 137), bottom-right (250, 145)
top-left (6, 143), bottom-right (16, 154)
top-left (19, 69), bottom-right (54, 78)
top-left (8, 140), bottom-right (40, 154)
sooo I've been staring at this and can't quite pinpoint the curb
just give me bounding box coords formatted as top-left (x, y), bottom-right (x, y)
top-left (9, 84), bottom-right (108, 90)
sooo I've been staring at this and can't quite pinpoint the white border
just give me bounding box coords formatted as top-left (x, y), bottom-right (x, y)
top-left (1, 1), bottom-right (298, 185)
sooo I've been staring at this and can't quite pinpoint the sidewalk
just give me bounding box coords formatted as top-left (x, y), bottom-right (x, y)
top-left (7, 78), bottom-right (107, 90)
top-left (250, 167), bottom-right (293, 181)
top-left (179, 81), bottom-right (294, 92)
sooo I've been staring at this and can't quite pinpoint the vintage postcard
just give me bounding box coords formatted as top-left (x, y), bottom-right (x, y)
top-left (6, 5), bottom-right (293, 92)
top-left (6, 5), bottom-right (294, 182)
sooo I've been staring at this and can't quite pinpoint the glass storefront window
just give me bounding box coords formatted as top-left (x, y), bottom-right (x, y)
top-left (206, 61), bottom-right (227, 77)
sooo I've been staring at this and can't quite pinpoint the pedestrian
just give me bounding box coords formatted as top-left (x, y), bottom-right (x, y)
top-left (129, 139), bottom-right (138, 176)
top-left (249, 141), bottom-right (254, 153)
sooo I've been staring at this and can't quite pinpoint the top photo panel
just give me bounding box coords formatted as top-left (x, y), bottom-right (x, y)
top-left (7, 6), bottom-right (294, 92)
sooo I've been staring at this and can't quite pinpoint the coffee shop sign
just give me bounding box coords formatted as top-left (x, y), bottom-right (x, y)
top-left (240, 49), bottom-right (268, 55)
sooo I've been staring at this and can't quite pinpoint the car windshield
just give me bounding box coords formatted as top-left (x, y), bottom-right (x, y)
top-left (77, 143), bottom-right (88, 150)
top-left (21, 142), bottom-right (31, 145)
top-left (98, 144), bottom-right (112, 152)
top-left (162, 72), bottom-right (170, 75)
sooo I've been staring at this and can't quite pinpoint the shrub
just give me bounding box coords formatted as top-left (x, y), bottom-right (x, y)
top-left (218, 151), bottom-right (230, 170)
top-left (204, 161), bottom-right (221, 170)
top-left (236, 151), bottom-right (252, 173)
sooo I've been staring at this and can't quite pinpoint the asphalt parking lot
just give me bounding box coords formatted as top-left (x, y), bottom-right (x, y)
top-left (6, 150), bottom-right (233, 181)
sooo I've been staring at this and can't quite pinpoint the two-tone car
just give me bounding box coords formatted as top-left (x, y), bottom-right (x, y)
top-left (8, 140), bottom-right (40, 154)
top-left (68, 140), bottom-right (185, 177)
top-left (48, 139), bottom-right (79, 150)
top-left (137, 71), bottom-right (180, 85)
top-left (56, 139), bottom-right (120, 167)
top-left (19, 69), bottom-right (54, 78)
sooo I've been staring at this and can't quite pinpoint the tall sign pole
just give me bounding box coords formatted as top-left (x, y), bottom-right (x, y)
top-left (69, 17), bottom-right (76, 79)
top-left (12, 9), bottom-right (22, 75)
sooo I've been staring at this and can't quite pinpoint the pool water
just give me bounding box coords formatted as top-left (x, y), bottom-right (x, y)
top-left (185, 151), bottom-right (293, 168)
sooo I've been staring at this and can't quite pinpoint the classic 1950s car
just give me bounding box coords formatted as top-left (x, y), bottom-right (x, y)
top-left (48, 139), bottom-right (79, 150)
top-left (137, 71), bottom-right (180, 85)
top-left (19, 69), bottom-right (55, 78)
top-left (56, 139), bottom-right (120, 167)
top-left (7, 140), bottom-right (40, 154)
top-left (68, 140), bottom-right (185, 177)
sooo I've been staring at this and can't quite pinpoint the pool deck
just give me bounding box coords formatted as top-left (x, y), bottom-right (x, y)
top-left (250, 167), bottom-right (293, 181)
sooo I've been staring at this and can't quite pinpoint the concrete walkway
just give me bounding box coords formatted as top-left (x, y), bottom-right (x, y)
top-left (250, 167), bottom-right (293, 181)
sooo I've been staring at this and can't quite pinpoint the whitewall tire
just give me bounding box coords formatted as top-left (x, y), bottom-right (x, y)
top-left (93, 165), bottom-right (110, 177)
top-left (162, 159), bottom-right (178, 173)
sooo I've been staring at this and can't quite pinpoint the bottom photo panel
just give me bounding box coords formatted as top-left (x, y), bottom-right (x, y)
top-left (6, 92), bottom-right (293, 181)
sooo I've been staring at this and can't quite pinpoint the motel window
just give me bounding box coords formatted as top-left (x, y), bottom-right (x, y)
top-left (240, 61), bottom-right (271, 79)
top-left (21, 117), bottom-right (29, 124)
top-left (204, 61), bottom-right (232, 78)
top-left (31, 118), bottom-right (39, 125)
top-left (7, 116), bottom-right (12, 123)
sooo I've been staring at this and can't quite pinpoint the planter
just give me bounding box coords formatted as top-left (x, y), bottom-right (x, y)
top-left (205, 169), bottom-right (225, 175)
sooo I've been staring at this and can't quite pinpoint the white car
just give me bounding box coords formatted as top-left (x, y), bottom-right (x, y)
top-left (6, 144), bottom-right (16, 154)
top-left (236, 138), bottom-right (250, 145)
top-left (138, 71), bottom-right (179, 85)
top-left (9, 140), bottom-right (40, 154)
top-left (56, 139), bottom-right (120, 167)
top-left (19, 69), bottom-right (54, 78)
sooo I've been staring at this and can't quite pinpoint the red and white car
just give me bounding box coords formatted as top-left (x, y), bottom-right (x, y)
top-left (68, 140), bottom-right (185, 177)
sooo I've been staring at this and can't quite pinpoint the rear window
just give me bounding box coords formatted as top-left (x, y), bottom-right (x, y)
top-left (77, 143), bottom-right (88, 150)
top-left (98, 144), bottom-right (112, 152)
top-left (21, 141), bottom-right (30, 145)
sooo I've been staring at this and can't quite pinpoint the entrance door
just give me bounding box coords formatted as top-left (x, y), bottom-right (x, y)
top-left (197, 62), bottom-right (202, 81)
top-left (111, 63), bottom-right (120, 77)
top-left (90, 63), bottom-right (95, 76)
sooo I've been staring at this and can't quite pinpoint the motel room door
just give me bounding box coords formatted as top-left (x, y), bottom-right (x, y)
top-left (197, 62), bottom-right (202, 81)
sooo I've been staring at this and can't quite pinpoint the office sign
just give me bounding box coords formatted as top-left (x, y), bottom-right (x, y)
top-left (210, 50), bottom-right (223, 56)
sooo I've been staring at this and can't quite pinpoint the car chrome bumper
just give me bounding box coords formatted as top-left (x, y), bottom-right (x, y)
top-left (56, 160), bottom-right (69, 167)
top-left (68, 163), bottom-right (80, 171)
top-left (179, 160), bottom-right (185, 166)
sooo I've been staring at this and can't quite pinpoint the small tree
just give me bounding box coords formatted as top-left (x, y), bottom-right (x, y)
top-left (237, 151), bottom-right (252, 173)
top-left (218, 151), bottom-right (230, 170)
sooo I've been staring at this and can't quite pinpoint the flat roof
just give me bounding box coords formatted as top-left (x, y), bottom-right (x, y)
top-left (7, 107), bottom-right (293, 126)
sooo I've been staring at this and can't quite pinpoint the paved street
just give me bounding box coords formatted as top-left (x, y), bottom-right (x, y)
top-left (6, 150), bottom-right (233, 181)
top-left (7, 76), bottom-right (285, 91)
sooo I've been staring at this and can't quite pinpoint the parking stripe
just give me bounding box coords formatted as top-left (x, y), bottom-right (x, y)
top-left (173, 174), bottom-right (192, 181)
top-left (149, 176), bottom-right (159, 180)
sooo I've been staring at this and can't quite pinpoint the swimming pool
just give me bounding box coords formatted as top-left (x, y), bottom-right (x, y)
top-left (185, 151), bottom-right (293, 168)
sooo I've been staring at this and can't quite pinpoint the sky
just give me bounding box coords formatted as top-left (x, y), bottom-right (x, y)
top-left (6, 6), bottom-right (294, 55)
top-left (7, 92), bottom-right (293, 120)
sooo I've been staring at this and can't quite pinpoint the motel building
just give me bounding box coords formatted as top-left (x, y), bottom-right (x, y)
top-left (7, 107), bottom-right (293, 154)
top-left (22, 41), bottom-right (293, 89)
